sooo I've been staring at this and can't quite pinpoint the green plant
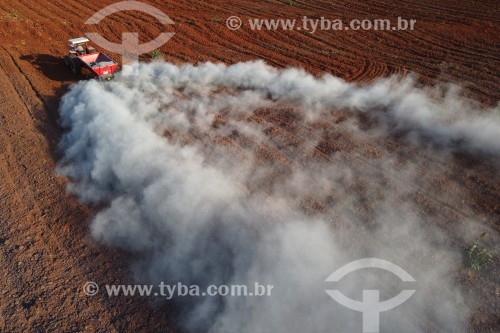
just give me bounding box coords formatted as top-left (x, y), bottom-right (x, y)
top-left (466, 232), bottom-right (493, 271)
top-left (286, 0), bottom-right (295, 5)
top-left (10, 10), bottom-right (18, 19)
top-left (151, 50), bottom-right (162, 60)
top-left (212, 16), bottom-right (223, 23)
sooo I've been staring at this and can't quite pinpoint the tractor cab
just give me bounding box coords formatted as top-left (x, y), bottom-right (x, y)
top-left (68, 37), bottom-right (96, 56)
top-left (64, 36), bottom-right (117, 80)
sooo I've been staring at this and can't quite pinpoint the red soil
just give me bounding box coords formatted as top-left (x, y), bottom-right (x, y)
top-left (0, 0), bottom-right (498, 332)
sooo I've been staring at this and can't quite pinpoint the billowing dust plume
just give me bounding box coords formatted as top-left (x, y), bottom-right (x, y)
top-left (58, 61), bottom-right (499, 332)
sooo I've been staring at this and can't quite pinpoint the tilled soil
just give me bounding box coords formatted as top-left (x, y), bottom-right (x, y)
top-left (0, 0), bottom-right (498, 332)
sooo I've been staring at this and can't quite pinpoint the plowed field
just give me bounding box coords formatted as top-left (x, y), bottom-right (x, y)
top-left (0, 1), bottom-right (498, 332)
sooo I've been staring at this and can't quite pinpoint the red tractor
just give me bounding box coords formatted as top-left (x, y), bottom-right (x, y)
top-left (64, 37), bottom-right (118, 81)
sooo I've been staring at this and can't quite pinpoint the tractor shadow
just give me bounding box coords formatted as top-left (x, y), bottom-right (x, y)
top-left (19, 54), bottom-right (76, 160)
top-left (19, 54), bottom-right (80, 82)
top-left (33, 83), bottom-right (71, 164)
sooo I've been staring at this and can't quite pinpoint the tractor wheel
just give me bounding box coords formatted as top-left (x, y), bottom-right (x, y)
top-left (69, 56), bottom-right (81, 75)
top-left (64, 55), bottom-right (69, 67)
